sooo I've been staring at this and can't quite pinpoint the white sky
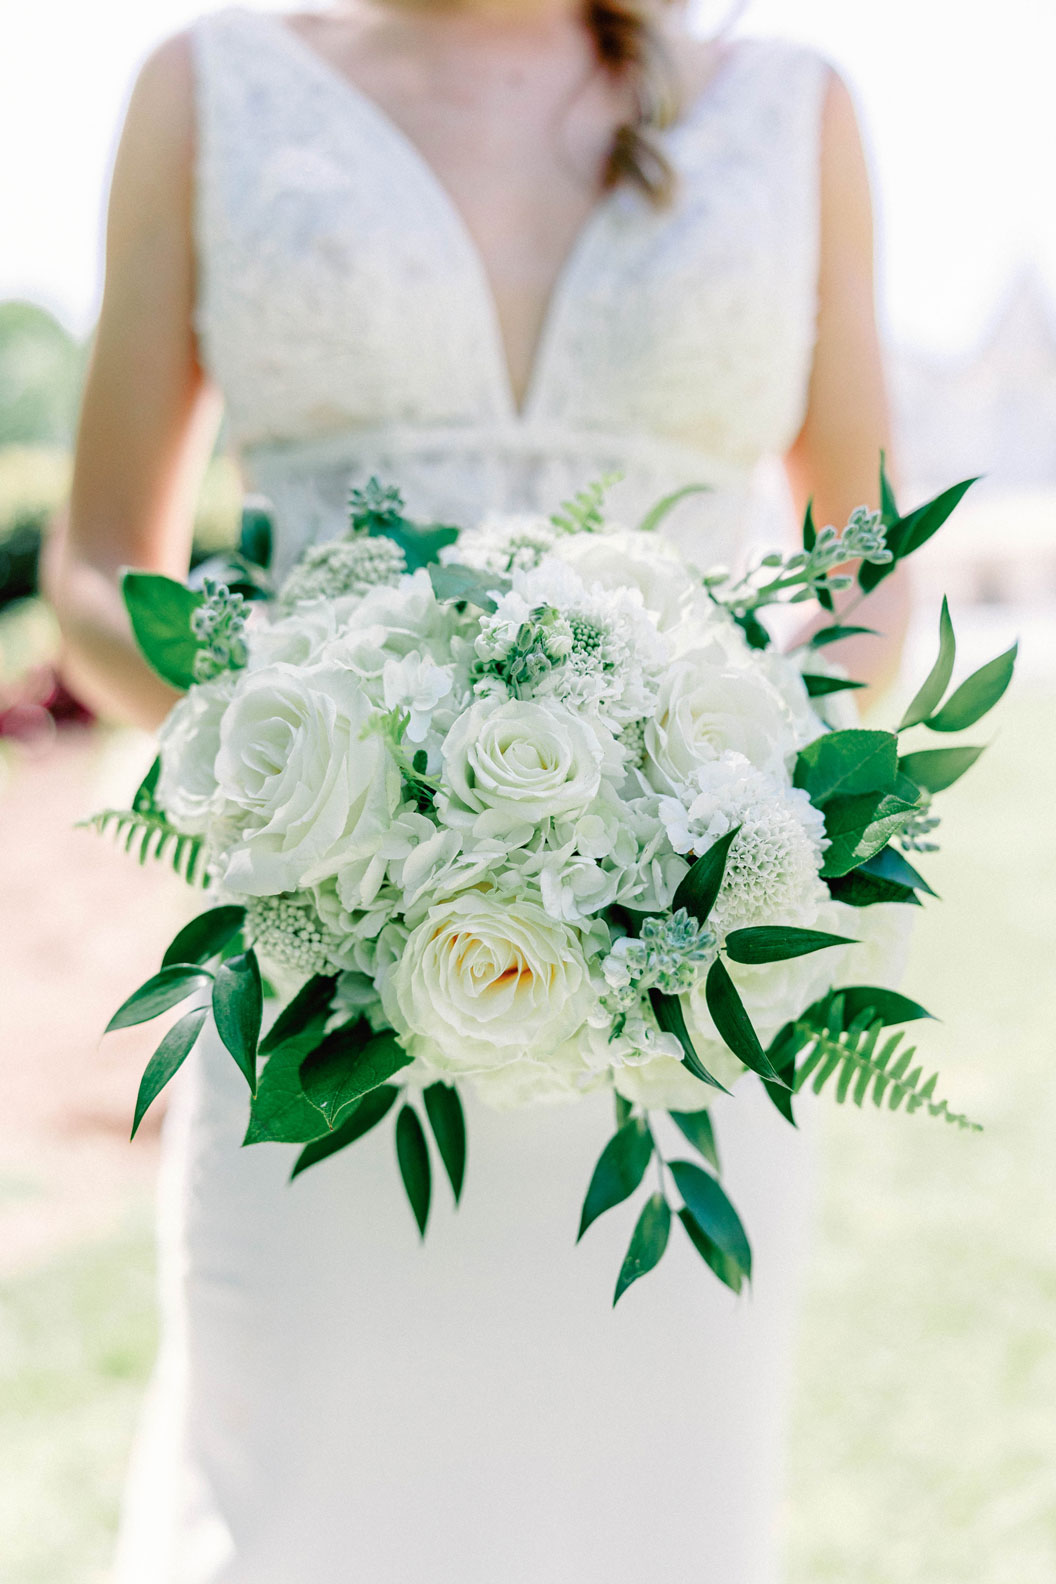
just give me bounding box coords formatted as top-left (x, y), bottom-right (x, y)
top-left (2, 0), bottom-right (1054, 351)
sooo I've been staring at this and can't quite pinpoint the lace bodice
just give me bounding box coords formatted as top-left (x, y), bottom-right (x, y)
top-left (191, 8), bottom-right (830, 573)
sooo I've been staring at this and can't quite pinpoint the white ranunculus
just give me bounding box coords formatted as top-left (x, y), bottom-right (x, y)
top-left (379, 888), bottom-right (597, 1074)
top-left (156, 673), bottom-right (235, 834)
top-left (439, 696), bottom-right (611, 839)
top-left (551, 527), bottom-right (696, 630)
top-left (643, 652), bottom-right (797, 790)
top-left (212, 660), bottom-right (401, 895)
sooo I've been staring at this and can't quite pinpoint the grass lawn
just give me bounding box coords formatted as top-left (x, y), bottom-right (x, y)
top-left (2, 686), bottom-right (1053, 1582)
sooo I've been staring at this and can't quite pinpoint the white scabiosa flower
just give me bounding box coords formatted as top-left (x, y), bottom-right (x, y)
top-left (659, 751), bottom-right (828, 935)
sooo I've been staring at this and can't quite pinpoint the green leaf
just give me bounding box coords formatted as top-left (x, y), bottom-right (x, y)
top-left (826, 869), bottom-right (921, 908)
top-left (130, 1006), bottom-right (208, 1139)
top-left (122, 570), bottom-right (204, 690)
top-left (132, 756), bottom-right (161, 813)
top-left (733, 610), bottom-right (772, 650)
top-left (899, 744), bottom-right (985, 792)
top-left (791, 1021), bottom-right (980, 1131)
top-left (879, 453), bottom-right (899, 526)
top-left (813, 985), bottom-right (935, 1030)
top-left (396, 1105), bottom-right (431, 1237)
top-left (636, 482), bottom-right (711, 534)
top-left (243, 1034), bottom-right (332, 1145)
top-left (793, 729), bottom-right (899, 804)
top-left (161, 905), bottom-right (246, 969)
top-left (925, 644), bottom-right (1017, 733)
top-left (724, 926), bottom-right (856, 964)
top-left (672, 825), bottom-right (742, 923)
top-left (427, 562), bottom-right (507, 611)
top-left (898, 597), bottom-right (956, 729)
top-left (649, 990), bottom-right (731, 1093)
top-left (857, 845), bottom-right (937, 897)
top-left (860, 478), bottom-right (979, 592)
top-left (577, 1117), bottom-right (654, 1241)
top-left (704, 958), bottom-right (784, 1084)
top-left (802, 674), bottom-right (867, 698)
top-left (613, 1193), bottom-right (671, 1306)
top-left (212, 949), bottom-right (263, 1092)
top-left (669, 1109), bottom-right (720, 1173)
top-left (238, 500), bottom-right (274, 569)
top-left (669, 1159), bottom-right (752, 1281)
top-left (290, 1085), bottom-right (399, 1181)
top-left (79, 808), bottom-right (208, 887)
top-left (300, 1027), bottom-right (413, 1130)
top-left (423, 1083), bottom-right (467, 1204)
top-left (614, 1092), bottom-right (634, 1129)
top-left (678, 1208), bottom-right (744, 1295)
top-left (106, 965), bottom-right (212, 1032)
top-left (258, 973), bottom-right (337, 1056)
top-left (809, 624), bottom-right (879, 649)
top-left (819, 781), bottom-right (924, 878)
top-left (370, 517), bottom-right (460, 572)
top-left (801, 496), bottom-right (817, 552)
top-left (762, 1023), bottom-right (801, 1126)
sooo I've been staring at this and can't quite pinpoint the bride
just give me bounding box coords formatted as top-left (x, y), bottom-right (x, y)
top-left (46, 0), bottom-right (908, 1578)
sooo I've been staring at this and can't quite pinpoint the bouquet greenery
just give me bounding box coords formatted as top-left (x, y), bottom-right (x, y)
top-left (87, 464), bottom-right (1015, 1303)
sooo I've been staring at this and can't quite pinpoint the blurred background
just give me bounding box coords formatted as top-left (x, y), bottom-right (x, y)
top-left (1, 1), bottom-right (1054, 1580)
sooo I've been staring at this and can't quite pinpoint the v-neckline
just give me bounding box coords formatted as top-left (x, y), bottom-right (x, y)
top-left (246, 8), bottom-right (745, 423)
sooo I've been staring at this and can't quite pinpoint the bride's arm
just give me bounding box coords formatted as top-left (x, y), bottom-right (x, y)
top-left (784, 70), bottom-right (910, 694)
top-left (42, 33), bottom-right (221, 731)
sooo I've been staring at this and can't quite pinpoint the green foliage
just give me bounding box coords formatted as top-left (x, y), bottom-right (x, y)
top-left (636, 482), bottom-right (710, 534)
top-left (299, 1026), bottom-right (412, 1130)
top-left (238, 500), bottom-right (274, 570)
top-left (802, 674), bottom-right (867, 698)
top-left (826, 868), bottom-right (921, 909)
top-left (678, 1207), bottom-right (746, 1295)
top-left (792, 1019), bottom-right (981, 1131)
top-left (809, 624), bottom-right (879, 649)
top-left (290, 1084), bottom-right (399, 1181)
top-left (423, 1083), bottom-right (467, 1204)
top-left (925, 644), bottom-right (1018, 733)
top-left (105, 965), bottom-right (211, 1033)
top-left (243, 1033), bottom-right (334, 1145)
top-left (671, 824), bottom-right (741, 922)
top-left (351, 478), bottom-right (459, 571)
top-left (613, 1193), bottom-right (671, 1306)
top-left (212, 950), bottom-right (262, 1092)
top-left (131, 1007), bottom-right (208, 1139)
top-left (427, 561), bottom-right (507, 611)
top-left (258, 974), bottom-right (336, 1056)
top-left (819, 779), bottom-right (926, 879)
top-left (899, 597), bottom-right (956, 730)
top-left (860, 477), bottom-right (979, 594)
top-left (704, 957), bottom-right (784, 1083)
top-left (161, 905), bottom-right (246, 969)
top-left (794, 729), bottom-right (899, 804)
top-left (899, 746), bottom-right (985, 793)
top-left (858, 846), bottom-right (937, 897)
top-left (121, 571), bottom-right (204, 690)
top-left (649, 989), bottom-right (731, 1092)
top-left (669, 1159), bottom-right (753, 1287)
top-left (550, 472), bottom-right (621, 535)
top-left (669, 1108), bottom-right (720, 1173)
top-left (577, 1117), bottom-right (654, 1241)
top-left (78, 808), bottom-right (208, 887)
top-left (396, 1105), bottom-right (432, 1237)
top-left (724, 926), bottom-right (856, 965)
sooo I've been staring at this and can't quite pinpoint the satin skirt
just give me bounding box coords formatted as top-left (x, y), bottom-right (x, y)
top-left (114, 1024), bottom-right (816, 1584)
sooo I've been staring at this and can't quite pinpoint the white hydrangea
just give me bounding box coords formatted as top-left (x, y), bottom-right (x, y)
top-left (658, 751), bottom-right (828, 935)
top-left (442, 512), bottom-right (561, 575)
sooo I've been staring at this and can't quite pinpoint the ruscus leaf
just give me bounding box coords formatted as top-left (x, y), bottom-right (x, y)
top-left (898, 597), bottom-right (956, 730)
top-left (613, 1193), bottom-right (671, 1306)
top-left (106, 965), bottom-right (212, 1032)
top-left (423, 1083), bottom-right (467, 1204)
top-left (672, 825), bottom-right (742, 923)
top-left (925, 643), bottom-right (1017, 733)
top-left (578, 1117), bottom-right (654, 1241)
top-left (212, 949), bottom-right (263, 1092)
top-left (669, 1109), bottom-right (720, 1173)
top-left (259, 973), bottom-right (337, 1056)
top-left (704, 958), bottom-right (784, 1084)
top-left (396, 1105), bottom-right (431, 1238)
top-left (802, 674), bottom-right (867, 698)
top-left (649, 990), bottom-right (731, 1092)
top-left (669, 1159), bottom-right (752, 1281)
top-left (898, 745), bottom-right (985, 792)
top-left (678, 1208), bottom-right (744, 1294)
top-left (131, 1006), bottom-right (208, 1139)
top-left (161, 905), bottom-right (246, 969)
top-left (723, 926), bottom-right (856, 965)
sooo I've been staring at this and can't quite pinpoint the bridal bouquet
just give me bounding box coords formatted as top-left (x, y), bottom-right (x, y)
top-left (88, 469), bottom-right (1016, 1302)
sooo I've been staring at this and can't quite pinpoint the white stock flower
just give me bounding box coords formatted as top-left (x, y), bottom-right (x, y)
top-left (212, 661), bottom-right (401, 895)
top-left (156, 673), bottom-right (235, 834)
top-left (381, 651), bottom-right (454, 742)
top-left (380, 889), bottom-right (596, 1074)
top-left (439, 696), bottom-right (611, 840)
top-left (643, 650), bottom-right (798, 789)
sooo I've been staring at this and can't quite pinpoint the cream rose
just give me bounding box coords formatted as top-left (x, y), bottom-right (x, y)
top-left (550, 528), bottom-right (696, 630)
top-left (643, 652), bottom-right (797, 789)
top-left (439, 697), bottom-right (607, 838)
top-left (380, 889), bottom-right (596, 1073)
top-left (213, 660), bottom-right (400, 895)
top-left (156, 673), bottom-right (235, 834)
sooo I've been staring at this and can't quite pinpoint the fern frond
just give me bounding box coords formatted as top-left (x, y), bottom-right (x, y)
top-left (790, 1020), bottom-right (981, 1131)
top-left (78, 808), bottom-right (208, 888)
top-left (550, 472), bottom-right (623, 536)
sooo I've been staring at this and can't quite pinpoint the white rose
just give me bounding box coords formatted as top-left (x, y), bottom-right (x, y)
top-left (439, 697), bottom-right (610, 840)
top-left (380, 888), bottom-right (597, 1074)
top-left (156, 673), bottom-right (235, 834)
top-left (246, 600), bottom-right (355, 670)
top-left (213, 660), bottom-right (401, 895)
top-left (643, 652), bottom-right (797, 790)
top-left (552, 527), bottom-right (696, 630)
top-left (829, 899), bottom-right (914, 992)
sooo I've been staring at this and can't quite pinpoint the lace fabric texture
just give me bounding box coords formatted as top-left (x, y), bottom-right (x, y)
top-left (192, 8), bottom-right (829, 567)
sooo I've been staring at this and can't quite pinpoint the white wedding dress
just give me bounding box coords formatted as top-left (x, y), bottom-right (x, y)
top-left (115, 12), bottom-right (832, 1581)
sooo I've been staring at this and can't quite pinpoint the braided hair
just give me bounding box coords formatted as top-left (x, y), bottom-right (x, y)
top-left (584, 0), bottom-right (681, 205)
